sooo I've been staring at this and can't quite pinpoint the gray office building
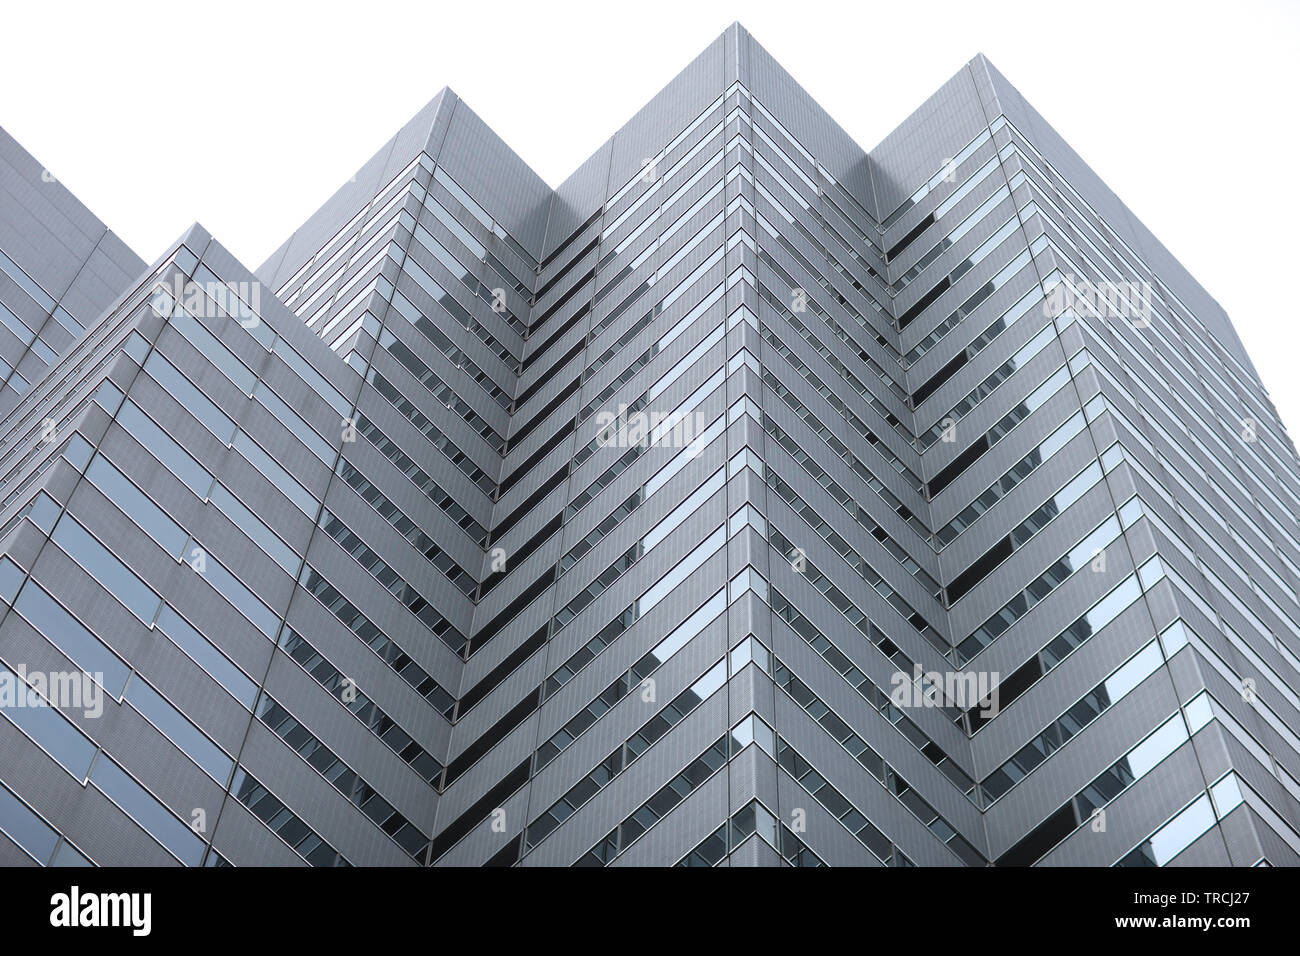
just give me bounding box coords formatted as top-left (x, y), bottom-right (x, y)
top-left (1, 24), bottom-right (1298, 867)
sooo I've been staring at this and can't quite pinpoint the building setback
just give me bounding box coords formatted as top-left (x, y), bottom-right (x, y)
top-left (1, 24), bottom-right (1298, 867)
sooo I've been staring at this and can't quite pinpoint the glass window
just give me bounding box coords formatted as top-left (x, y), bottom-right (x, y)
top-left (61, 433), bottom-right (93, 471)
top-left (117, 401), bottom-right (213, 497)
top-left (645, 414), bottom-right (724, 497)
top-left (1126, 712), bottom-right (1189, 779)
top-left (0, 781), bottom-right (58, 862)
top-left (0, 663), bottom-right (96, 778)
top-left (637, 526), bottom-right (726, 617)
top-left (643, 468), bottom-right (724, 552)
top-left (1144, 794), bottom-right (1216, 866)
top-left (89, 756), bottom-right (206, 865)
top-left (208, 484), bottom-right (299, 574)
top-left (50, 515), bottom-right (162, 625)
top-left (154, 606), bottom-right (257, 708)
top-left (0, 557), bottom-right (22, 603)
top-left (144, 352), bottom-right (236, 443)
top-left (645, 589), bottom-right (726, 668)
top-left (252, 382), bottom-right (333, 463)
top-left (231, 431), bottom-right (317, 515)
top-left (86, 455), bottom-right (187, 559)
top-left (184, 538), bottom-right (279, 639)
top-left (14, 583), bottom-right (131, 696)
top-left (728, 566), bottom-right (768, 603)
top-left (1210, 773), bottom-right (1244, 818)
top-left (50, 841), bottom-right (92, 866)
top-left (124, 675), bottom-right (233, 783)
top-left (168, 309), bottom-right (256, 393)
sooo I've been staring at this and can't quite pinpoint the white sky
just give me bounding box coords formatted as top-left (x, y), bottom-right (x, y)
top-left (3, 0), bottom-right (1298, 446)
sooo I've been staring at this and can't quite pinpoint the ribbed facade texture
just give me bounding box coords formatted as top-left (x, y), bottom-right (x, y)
top-left (1, 24), bottom-right (1298, 867)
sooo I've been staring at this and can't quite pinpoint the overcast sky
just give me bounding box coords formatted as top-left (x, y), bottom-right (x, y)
top-left (3, 0), bottom-right (1298, 446)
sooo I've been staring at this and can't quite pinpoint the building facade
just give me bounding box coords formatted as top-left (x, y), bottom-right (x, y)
top-left (1, 25), bottom-right (1298, 867)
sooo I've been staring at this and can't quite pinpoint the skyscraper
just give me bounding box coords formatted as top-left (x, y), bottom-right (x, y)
top-left (1, 24), bottom-right (1297, 868)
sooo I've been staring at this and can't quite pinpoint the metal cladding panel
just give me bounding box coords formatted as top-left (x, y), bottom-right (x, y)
top-left (0, 128), bottom-right (131, 285)
top-left (434, 97), bottom-right (552, 257)
top-left (1239, 805), bottom-right (1300, 866)
top-left (237, 721), bottom-right (413, 867)
top-left (209, 798), bottom-right (308, 867)
top-left (776, 767), bottom-right (881, 866)
top-left (741, 27), bottom-right (874, 217)
top-left (386, 91), bottom-right (451, 182)
top-left (977, 54), bottom-right (1257, 377)
top-left (869, 63), bottom-right (990, 217)
top-left (0, 832), bottom-right (37, 867)
top-left (606, 38), bottom-right (725, 198)
top-left (1179, 807), bottom-right (1243, 866)
top-left (543, 139), bottom-right (611, 260)
top-left (617, 764), bottom-right (729, 866)
top-left (256, 90), bottom-right (449, 287)
top-left (1036, 742), bottom-right (1205, 866)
